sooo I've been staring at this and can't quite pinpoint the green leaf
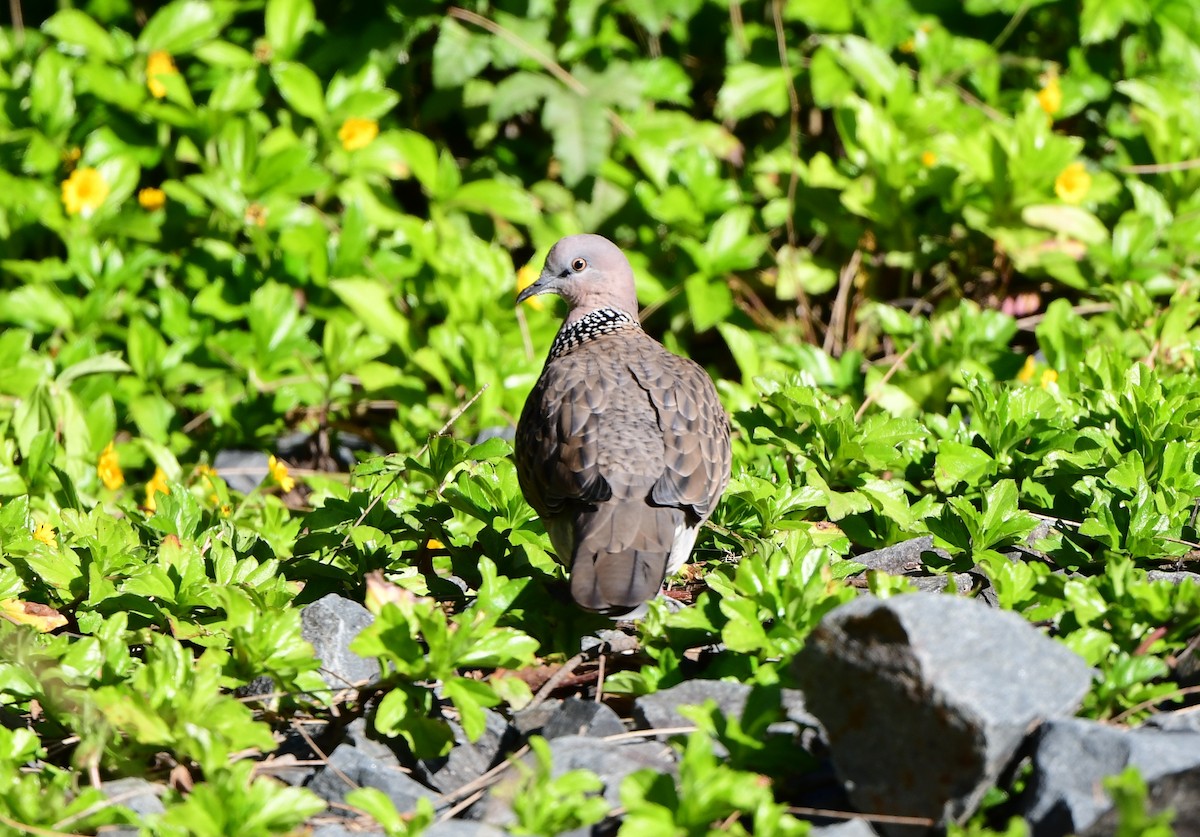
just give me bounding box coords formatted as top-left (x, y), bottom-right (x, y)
top-left (271, 62), bottom-right (327, 121)
top-left (448, 179), bottom-right (538, 224)
top-left (934, 442), bottom-right (997, 492)
top-left (330, 278), bottom-right (410, 350)
top-left (265, 0), bottom-right (315, 60)
top-left (684, 274), bottom-right (734, 333)
top-left (716, 63), bottom-right (790, 121)
top-left (542, 89), bottom-right (610, 187)
top-left (138, 0), bottom-right (229, 53)
top-left (43, 10), bottom-right (118, 60)
top-left (1022, 204), bottom-right (1108, 245)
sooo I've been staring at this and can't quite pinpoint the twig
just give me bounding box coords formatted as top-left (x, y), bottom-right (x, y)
top-left (1109, 684), bottom-right (1200, 725)
top-left (53, 785), bottom-right (164, 832)
top-left (786, 806), bottom-right (937, 827)
top-left (824, 249), bottom-right (861, 357)
top-left (0, 814), bottom-right (82, 837)
top-left (439, 788), bottom-right (486, 821)
top-left (1014, 302), bottom-right (1112, 331)
top-left (1119, 158), bottom-right (1200, 175)
top-left (290, 718), bottom-right (359, 793)
top-left (527, 651), bottom-right (588, 709)
top-left (602, 725), bottom-right (698, 743)
top-left (448, 7), bottom-right (631, 137)
top-left (336, 385), bottom-right (488, 553)
top-left (728, 0), bottom-right (747, 54)
top-left (854, 342), bottom-right (915, 421)
top-left (439, 744), bottom-right (529, 806)
top-left (990, 2), bottom-right (1029, 50)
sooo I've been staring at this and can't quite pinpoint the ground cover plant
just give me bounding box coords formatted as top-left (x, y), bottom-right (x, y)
top-left (1, 0), bottom-right (1199, 833)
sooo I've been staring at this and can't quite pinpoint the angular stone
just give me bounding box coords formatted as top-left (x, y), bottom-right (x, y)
top-left (415, 710), bottom-right (517, 793)
top-left (103, 777), bottom-right (165, 817)
top-left (308, 739), bottom-right (440, 814)
top-left (475, 735), bottom-right (675, 826)
top-left (1021, 717), bottom-right (1200, 836)
top-left (793, 593), bottom-right (1093, 833)
top-left (301, 594), bottom-right (381, 691)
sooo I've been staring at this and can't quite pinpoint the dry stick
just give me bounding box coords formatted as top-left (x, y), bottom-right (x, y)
top-left (0, 815), bottom-right (81, 837)
top-left (786, 806), bottom-right (937, 827)
top-left (728, 0), bottom-right (748, 54)
top-left (53, 785), bottom-right (164, 833)
top-left (770, 0), bottom-right (817, 345)
top-left (289, 717), bottom-right (361, 793)
top-left (447, 7), bottom-right (631, 137)
top-left (439, 788), bottom-right (487, 821)
top-left (1120, 158), bottom-right (1200, 174)
top-left (594, 652), bottom-right (607, 704)
top-left (1109, 683), bottom-right (1200, 725)
top-left (1014, 302), bottom-right (1112, 331)
top-left (854, 342), bottom-right (915, 422)
top-left (1029, 511), bottom-right (1200, 551)
top-left (603, 726), bottom-right (698, 743)
top-left (824, 249), bottom-right (862, 357)
top-left (527, 651), bottom-right (590, 710)
top-left (337, 384), bottom-right (488, 552)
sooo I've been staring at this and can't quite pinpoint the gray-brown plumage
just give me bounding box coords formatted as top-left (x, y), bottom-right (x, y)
top-left (514, 234), bottom-right (731, 617)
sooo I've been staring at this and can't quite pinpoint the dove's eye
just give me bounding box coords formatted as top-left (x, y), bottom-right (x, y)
top-left (571, 258), bottom-right (587, 272)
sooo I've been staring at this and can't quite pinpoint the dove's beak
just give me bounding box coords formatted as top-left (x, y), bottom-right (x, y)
top-left (516, 270), bottom-right (561, 305)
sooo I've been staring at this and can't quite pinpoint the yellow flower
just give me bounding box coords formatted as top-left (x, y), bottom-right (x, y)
top-left (898, 39), bottom-right (915, 54)
top-left (32, 523), bottom-right (56, 547)
top-left (1054, 162), bottom-right (1091, 204)
top-left (515, 264), bottom-right (544, 310)
top-left (920, 151), bottom-right (937, 168)
top-left (138, 187), bottom-right (166, 211)
top-left (268, 455), bottom-right (296, 493)
top-left (1037, 75), bottom-right (1062, 117)
top-left (1017, 355), bottom-right (1037, 383)
top-left (144, 468), bottom-right (170, 512)
top-left (338, 118), bottom-right (379, 151)
top-left (61, 168), bottom-right (109, 218)
top-left (244, 202), bottom-right (268, 228)
top-left (1040, 368), bottom-right (1059, 389)
top-left (98, 442), bottom-right (124, 490)
top-left (425, 538), bottom-right (445, 550)
top-left (146, 50), bottom-right (178, 99)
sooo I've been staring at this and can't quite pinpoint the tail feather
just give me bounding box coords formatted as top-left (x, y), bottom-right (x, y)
top-left (569, 501), bottom-right (684, 615)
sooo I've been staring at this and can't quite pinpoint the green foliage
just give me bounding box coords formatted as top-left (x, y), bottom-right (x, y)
top-left (353, 557), bottom-right (538, 757)
top-left (1102, 767), bottom-right (1176, 837)
top-left (509, 737), bottom-right (611, 836)
top-left (2, 0), bottom-right (1200, 831)
top-left (619, 734), bottom-right (809, 836)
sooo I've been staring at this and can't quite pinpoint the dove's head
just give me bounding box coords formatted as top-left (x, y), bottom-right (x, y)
top-left (517, 234), bottom-right (639, 324)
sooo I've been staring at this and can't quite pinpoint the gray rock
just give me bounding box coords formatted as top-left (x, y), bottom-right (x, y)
top-left (1021, 717), bottom-right (1200, 836)
top-left (103, 777), bottom-right (165, 817)
top-left (539, 698), bottom-right (627, 739)
top-left (852, 537), bottom-right (947, 575)
top-left (311, 825), bottom-right (384, 837)
top-left (308, 739), bottom-right (441, 814)
top-left (793, 593), bottom-right (1093, 834)
top-left (1145, 570), bottom-right (1200, 585)
top-left (906, 574), bottom-right (975, 595)
top-left (476, 735), bottom-right (675, 825)
top-left (633, 679), bottom-right (752, 733)
top-left (301, 594), bottom-right (382, 691)
top-left (811, 821), bottom-right (883, 837)
top-left (424, 822), bottom-right (507, 836)
top-left (213, 449), bottom-right (270, 494)
top-left (1141, 708), bottom-right (1200, 733)
top-left (415, 710), bottom-right (516, 793)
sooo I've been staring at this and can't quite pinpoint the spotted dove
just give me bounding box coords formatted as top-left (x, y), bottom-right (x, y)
top-left (514, 234), bottom-right (731, 618)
